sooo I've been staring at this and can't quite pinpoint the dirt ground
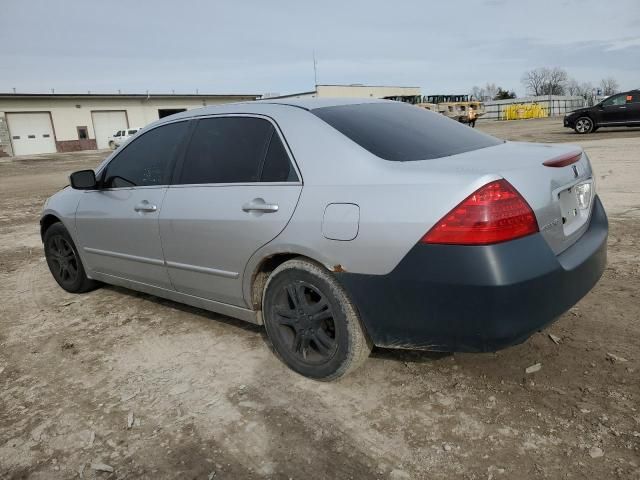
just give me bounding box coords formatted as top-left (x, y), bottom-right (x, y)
top-left (1, 117), bottom-right (638, 479)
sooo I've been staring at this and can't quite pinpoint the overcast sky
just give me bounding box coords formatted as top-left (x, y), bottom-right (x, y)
top-left (1, 0), bottom-right (638, 97)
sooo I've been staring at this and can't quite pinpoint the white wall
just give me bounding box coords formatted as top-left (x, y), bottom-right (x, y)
top-left (0, 96), bottom-right (254, 144)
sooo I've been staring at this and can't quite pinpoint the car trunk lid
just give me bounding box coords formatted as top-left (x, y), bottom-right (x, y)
top-left (417, 141), bottom-right (595, 255)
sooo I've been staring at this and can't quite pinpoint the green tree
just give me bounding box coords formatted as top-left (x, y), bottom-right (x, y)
top-left (494, 88), bottom-right (516, 100)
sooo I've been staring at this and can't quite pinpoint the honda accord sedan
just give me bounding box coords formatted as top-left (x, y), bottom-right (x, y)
top-left (41, 99), bottom-right (607, 380)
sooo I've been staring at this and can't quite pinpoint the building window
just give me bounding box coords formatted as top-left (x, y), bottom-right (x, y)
top-left (77, 126), bottom-right (89, 140)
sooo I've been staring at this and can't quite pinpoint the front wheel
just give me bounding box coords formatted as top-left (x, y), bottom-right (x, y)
top-left (44, 222), bottom-right (100, 293)
top-left (574, 117), bottom-right (594, 134)
top-left (263, 258), bottom-right (371, 380)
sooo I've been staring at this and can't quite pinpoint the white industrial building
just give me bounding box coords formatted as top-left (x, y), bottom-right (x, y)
top-left (0, 84), bottom-right (424, 157)
top-left (0, 92), bottom-right (259, 157)
top-left (268, 84), bottom-right (422, 102)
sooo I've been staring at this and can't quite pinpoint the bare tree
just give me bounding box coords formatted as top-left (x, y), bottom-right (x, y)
top-left (578, 82), bottom-right (594, 97)
top-left (566, 79), bottom-right (580, 96)
top-left (600, 77), bottom-right (619, 96)
top-left (579, 82), bottom-right (596, 105)
top-left (484, 83), bottom-right (499, 100)
top-left (470, 85), bottom-right (485, 101)
top-left (522, 67), bottom-right (568, 96)
top-left (522, 68), bottom-right (547, 96)
top-left (470, 83), bottom-right (501, 101)
top-left (541, 68), bottom-right (568, 95)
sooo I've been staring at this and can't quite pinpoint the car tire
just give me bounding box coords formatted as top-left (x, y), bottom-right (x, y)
top-left (108, 141), bottom-right (115, 150)
top-left (44, 222), bottom-right (100, 293)
top-left (262, 258), bottom-right (371, 380)
top-left (574, 117), bottom-right (594, 134)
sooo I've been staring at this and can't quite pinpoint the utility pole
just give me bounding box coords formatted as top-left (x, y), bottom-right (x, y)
top-left (312, 51), bottom-right (318, 87)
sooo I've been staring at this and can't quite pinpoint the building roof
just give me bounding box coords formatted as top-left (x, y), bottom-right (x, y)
top-left (316, 83), bottom-right (421, 89)
top-left (258, 97), bottom-right (388, 110)
top-left (0, 92), bottom-right (261, 100)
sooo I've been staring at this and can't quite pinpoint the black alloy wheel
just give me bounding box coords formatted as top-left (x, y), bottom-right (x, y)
top-left (271, 280), bottom-right (338, 363)
top-left (46, 234), bottom-right (79, 287)
top-left (263, 258), bottom-right (371, 380)
top-left (44, 222), bottom-right (99, 293)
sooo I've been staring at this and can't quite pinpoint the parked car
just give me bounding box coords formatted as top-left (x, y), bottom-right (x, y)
top-left (108, 127), bottom-right (141, 149)
top-left (41, 99), bottom-right (607, 380)
top-left (564, 89), bottom-right (640, 133)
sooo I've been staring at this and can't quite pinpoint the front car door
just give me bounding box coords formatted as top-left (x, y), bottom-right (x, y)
top-left (159, 115), bottom-right (302, 307)
top-left (112, 130), bottom-right (122, 146)
top-left (75, 120), bottom-right (190, 289)
top-left (599, 93), bottom-right (627, 125)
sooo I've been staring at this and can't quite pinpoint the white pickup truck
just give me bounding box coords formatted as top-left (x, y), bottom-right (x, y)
top-left (108, 128), bottom-right (141, 149)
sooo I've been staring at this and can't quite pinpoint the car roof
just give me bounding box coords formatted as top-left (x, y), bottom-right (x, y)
top-left (160, 97), bottom-right (390, 120)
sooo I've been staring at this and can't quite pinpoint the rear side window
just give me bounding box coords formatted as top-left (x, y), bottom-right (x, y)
top-left (261, 133), bottom-right (299, 182)
top-left (312, 102), bottom-right (502, 161)
top-left (179, 117), bottom-right (272, 184)
top-left (103, 121), bottom-right (188, 188)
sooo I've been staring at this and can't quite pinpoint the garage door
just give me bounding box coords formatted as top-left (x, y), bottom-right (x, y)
top-left (92, 111), bottom-right (128, 149)
top-left (6, 112), bottom-right (57, 156)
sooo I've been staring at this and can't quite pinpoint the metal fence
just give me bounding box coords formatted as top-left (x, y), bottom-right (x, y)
top-left (482, 96), bottom-right (586, 120)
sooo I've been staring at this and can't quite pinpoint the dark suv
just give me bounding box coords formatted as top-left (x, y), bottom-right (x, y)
top-left (564, 89), bottom-right (640, 134)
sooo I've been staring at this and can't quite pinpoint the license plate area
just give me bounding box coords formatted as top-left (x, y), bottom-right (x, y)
top-left (558, 180), bottom-right (592, 236)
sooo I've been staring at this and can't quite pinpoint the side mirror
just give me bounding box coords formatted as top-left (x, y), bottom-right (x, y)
top-left (70, 169), bottom-right (97, 190)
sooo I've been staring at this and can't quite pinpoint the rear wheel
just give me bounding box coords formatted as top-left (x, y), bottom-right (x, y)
top-left (262, 258), bottom-right (371, 380)
top-left (574, 117), bottom-right (594, 134)
top-left (44, 223), bottom-right (99, 293)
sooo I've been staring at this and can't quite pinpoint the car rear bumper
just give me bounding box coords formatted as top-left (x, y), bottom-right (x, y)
top-left (336, 195), bottom-right (608, 352)
top-left (563, 117), bottom-right (575, 128)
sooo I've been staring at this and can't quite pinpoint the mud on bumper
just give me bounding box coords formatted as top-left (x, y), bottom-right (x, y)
top-left (336, 196), bottom-right (608, 352)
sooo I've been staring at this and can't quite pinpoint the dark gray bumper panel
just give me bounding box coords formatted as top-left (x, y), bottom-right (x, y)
top-left (336, 195), bottom-right (608, 352)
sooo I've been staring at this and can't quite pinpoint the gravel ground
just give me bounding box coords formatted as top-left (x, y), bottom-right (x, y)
top-left (1, 117), bottom-right (639, 479)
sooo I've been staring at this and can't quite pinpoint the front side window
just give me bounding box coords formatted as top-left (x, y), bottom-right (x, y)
top-left (103, 121), bottom-right (188, 188)
top-left (179, 117), bottom-right (274, 184)
top-left (312, 102), bottom-right (502, 162)
top-left (602, 94), bottom-right (625, 107)
top-left (114, 131), bottom-right (121, 137)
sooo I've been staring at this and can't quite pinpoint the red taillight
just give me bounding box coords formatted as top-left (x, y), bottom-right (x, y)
top-left (421, 179), bottom-right (538, 245)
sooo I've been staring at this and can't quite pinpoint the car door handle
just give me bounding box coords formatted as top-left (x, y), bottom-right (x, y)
top-left (242, 198), bottom-right (279, 213)
top-left (134, 201), bottom-right (157, 213)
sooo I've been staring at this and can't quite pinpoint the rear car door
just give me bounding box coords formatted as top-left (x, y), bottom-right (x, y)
top-left (624, 92), bottom-right (640, 124)
top-left (75, 121), bottom-right (190, 289)
top-left (159, 115), bottom-right (302, 307)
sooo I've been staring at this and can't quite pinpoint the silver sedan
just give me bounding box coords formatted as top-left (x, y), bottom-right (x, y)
top-left (41, 99), bottom-right (607, 380)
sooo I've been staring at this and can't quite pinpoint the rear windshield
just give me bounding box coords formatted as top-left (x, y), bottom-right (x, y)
top-left (312, 102), bottom-right (502, 161)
